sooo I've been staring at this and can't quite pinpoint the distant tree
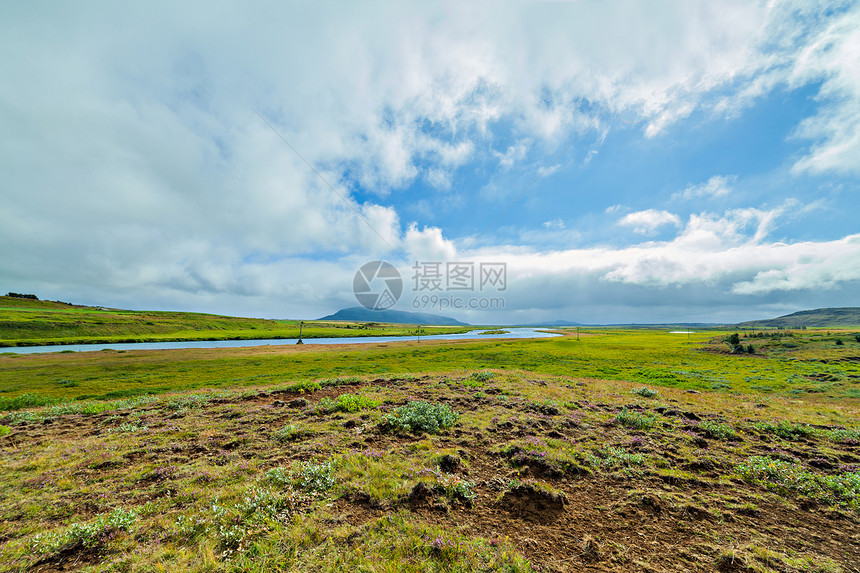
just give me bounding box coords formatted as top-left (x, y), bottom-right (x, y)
top-left (835, 339), bottom-right (844, 346)
top-left (6, 292), bottom-right (38, 300)
top-left (725, 333), bottom-right (745, 353)
top-left (746, 344), bottom-right (755, 354)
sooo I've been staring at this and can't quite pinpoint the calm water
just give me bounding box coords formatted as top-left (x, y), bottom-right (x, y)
top-left (1, 328), bottom-right (561, 354)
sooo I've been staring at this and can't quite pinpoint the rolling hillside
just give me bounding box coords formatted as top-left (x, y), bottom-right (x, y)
top-left (737, 307), bottom-right (860, 328)
top-left (0, 297), bottom-right (469, 346)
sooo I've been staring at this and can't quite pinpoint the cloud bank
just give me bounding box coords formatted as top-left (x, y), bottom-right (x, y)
top-left (1, 1), bottom-right (858, 323)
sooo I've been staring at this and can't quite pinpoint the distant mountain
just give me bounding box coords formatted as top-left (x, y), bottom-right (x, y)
top-left (318, 307), bottom-right (469, 326)
top-left (737, 307), bottom-right (860, 329)
top-left (520, 319), bottom-right (584, 327)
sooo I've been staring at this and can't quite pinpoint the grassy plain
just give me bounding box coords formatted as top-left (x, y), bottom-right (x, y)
top-left (1, 328), bottom-right (860, 571)
top-left (0, 296), bottom-right (470, 347)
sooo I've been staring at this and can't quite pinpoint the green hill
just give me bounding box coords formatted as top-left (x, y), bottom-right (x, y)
top-left (737, 307), bottom-right (860, 329)
top-left (0, 297), bottom-right (469, 347)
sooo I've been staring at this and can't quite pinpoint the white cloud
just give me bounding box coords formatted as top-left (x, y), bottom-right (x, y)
top-left (470, 204), bottom-right (860, 298)
top-left (618, 210), bottom-right (682, 234)
top-left (494, 139), bottom-right (531, 170)
top-left (732, 235), bottom-right (860, 294)
top-left (403, 224), bottom-right (458, 262)
top-left (0, 1), bottom-right (857, 322)
top-left (673, 175), bottom-right (735, 200)
top-left (789, 5), bottom-right (860, 175)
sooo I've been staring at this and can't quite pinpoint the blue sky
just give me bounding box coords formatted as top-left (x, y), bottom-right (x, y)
top-left (1, 1), bottom-right (859, 324)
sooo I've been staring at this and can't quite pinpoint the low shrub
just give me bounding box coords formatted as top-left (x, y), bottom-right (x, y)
top-left (471, 371), bottom-right (495, 382)
top-left (825, 428), bottom-right (860, 445)
top-left (30, 508), bottom-right (138, 556)
top-left (630, 387), bottom-right (659, 398)
top-left (318, 393), bottom-right (378, 413)
top-left (0, 393), bottom-right (61, 412)
top-left (697, 420), bottom-right (738, 441)
top-left (735, 456), bottom-right (860, 508)
top-left (278, 380), bottom-right (321, 394)
top-left (291, 460), bottom-right (336, 493)
top-left (381, 401), bottom-right (459, 434)
top-left (753, 420), bottom-right (816, 441)
top-left (615, 409), bottom-right (657, 430)
top-left (272, 424), bottom-right (303, 443)
top-left (587, 446), bottom-right (645, 469)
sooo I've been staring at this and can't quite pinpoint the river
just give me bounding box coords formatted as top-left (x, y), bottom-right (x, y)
top-left (0, 328), bottom-right (561, 354)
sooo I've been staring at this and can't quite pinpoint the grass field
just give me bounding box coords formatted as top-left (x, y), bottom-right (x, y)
top-left (2, 328), bottom-right (859, 403)
top-left (0, 296), bottom-right (471, 347)
top-left (1, 325), bottom-right (859, 571)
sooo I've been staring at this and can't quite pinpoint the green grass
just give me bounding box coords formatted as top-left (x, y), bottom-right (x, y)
top-left (3, 313), bottom-right (860, 571)
top-left (4, 328), bottom-right (860, 405)
top-left (1, 362), bottom-right (858, 571)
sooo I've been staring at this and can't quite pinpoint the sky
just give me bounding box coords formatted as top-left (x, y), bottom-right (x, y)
top-left (2, 0), bottom-right (859, 325)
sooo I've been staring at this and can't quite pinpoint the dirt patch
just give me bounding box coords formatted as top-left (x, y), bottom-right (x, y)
top-left (499, 483), bottom-right (566, 522)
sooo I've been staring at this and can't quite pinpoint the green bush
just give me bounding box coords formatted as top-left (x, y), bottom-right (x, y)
top-left (736, 456), bottom-right (860, 508)
top-left (290, 460), bottom-right (335, 493)
top-left (587, 447), bottom-right (645, 469)
top-left (30, 508), bottom-right (137, 555)
top-left (630, 387), bottom-right (659, 398)
top-left (319, 393), bottom-right (378, 413)
top-left (697, 420), bottom-right (738, 441)
top-left (266, 460), bottom-right (335, 493)
top-left (264, 466), bottom-right (291, 487)
top-left (614, 409), bottom-right (657, 430)
top-left (381, 401), bottom-right (459, 434)
top-left (319, 376), bottom-right (362, 387)
top-left (824, 428), bottom-right (860, 444)
top-left (0, 393), bottom-right (61, 412)
top-left (753, 420), bottom-right (816, 441)
top-left (279, 380), bottom-right (321, 394)
top-left (271, 424), bottom-right (302, 443)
